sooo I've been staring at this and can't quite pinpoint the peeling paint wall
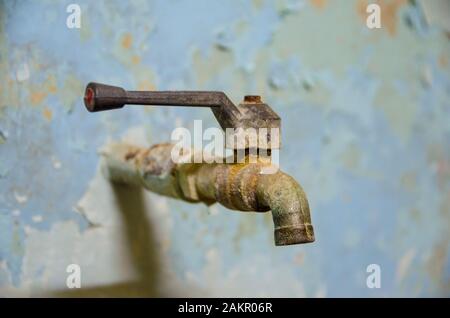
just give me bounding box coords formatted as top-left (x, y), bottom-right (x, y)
top-left (0, 0), bottom-right (449, 297)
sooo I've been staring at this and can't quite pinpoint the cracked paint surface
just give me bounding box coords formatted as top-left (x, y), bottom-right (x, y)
top-left (0, 0), bottom-right (449, 296)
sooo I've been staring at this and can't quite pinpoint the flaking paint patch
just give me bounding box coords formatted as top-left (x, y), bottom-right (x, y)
top-left (30, 91), bottom-right (47, 106)
top-left (51, 156), bottom-right (61, 170)
top-left (131, 55), bottom-right (141, 65)
top-left (28, 75), bottom-right (58, 106)
top-left (16, 63), bottom-right (30, 82)
top-left (11, 164), bottom-right (190, 296)
top-left (378, 0), bottom-right (408, 36)
top-left (111, 33), bottom-right (158, 91)
top-left (20, 220), bottom-right (136, 294)
top-left (32, 215), bottom-right (43, 223)
top-left (14, 191), bottom-right (28, 204)
top-left (211, 3), bottom-right (280, 72)
top-left (310, 0), bottom-right (328, 10)
top-left (121, 33), bottom-right (133, 49)
top-left (42, 107), bottom-right (52, 121)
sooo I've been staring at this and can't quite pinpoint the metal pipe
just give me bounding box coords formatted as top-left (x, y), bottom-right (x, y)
top-left (101, 142), bottom-right (315, 246)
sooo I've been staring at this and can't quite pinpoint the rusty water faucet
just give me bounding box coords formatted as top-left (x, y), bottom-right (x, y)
top-left (84, 82), bottom-right (315, 246)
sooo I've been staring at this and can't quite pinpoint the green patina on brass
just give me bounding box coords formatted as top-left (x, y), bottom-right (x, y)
top-left (102, 143), bottom-right (315, 246)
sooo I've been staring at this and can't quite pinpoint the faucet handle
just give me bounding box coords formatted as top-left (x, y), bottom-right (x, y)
top-left (83, 82), bottom-right (281, 149)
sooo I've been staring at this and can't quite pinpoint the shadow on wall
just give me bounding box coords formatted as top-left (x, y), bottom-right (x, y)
top-left (50, 184), bottom-right (162, 297)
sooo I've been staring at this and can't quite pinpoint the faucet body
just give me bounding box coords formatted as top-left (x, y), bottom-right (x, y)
top-left (102, 143), bottom-right (314, 246)
top-left (85, 82), bottom-right (315, 246)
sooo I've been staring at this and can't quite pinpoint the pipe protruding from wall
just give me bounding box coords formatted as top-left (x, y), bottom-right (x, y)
top-left (101, 142), bottom-right (314, 246)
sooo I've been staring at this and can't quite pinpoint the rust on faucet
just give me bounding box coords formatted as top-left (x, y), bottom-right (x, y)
top-left (86, 82), bottom-right (315, 246)
top-left (101, 143), bottom-right (315, 246)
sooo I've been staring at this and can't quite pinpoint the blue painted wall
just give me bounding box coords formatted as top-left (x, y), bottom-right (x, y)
top-left (0, 0), bottom-right (449, 297)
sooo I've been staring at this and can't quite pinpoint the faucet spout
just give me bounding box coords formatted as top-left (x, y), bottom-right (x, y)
top-left (257, 172), bottom-right (315, 245)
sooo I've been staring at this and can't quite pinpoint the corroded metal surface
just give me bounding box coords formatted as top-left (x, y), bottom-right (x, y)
top-left (102, 143), bottom-right (315, 246)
